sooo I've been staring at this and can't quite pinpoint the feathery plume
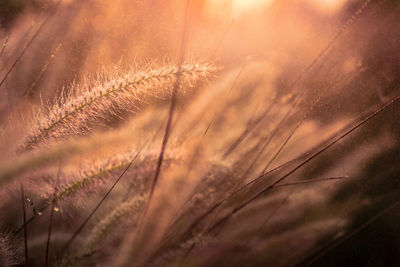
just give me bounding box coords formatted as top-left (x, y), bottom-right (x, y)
top-left (21, 63), bottom-right (216, 151)
top-left (87, 196), bottom-right (145, 249)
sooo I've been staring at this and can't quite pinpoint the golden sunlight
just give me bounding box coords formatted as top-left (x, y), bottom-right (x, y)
top-left (306, 0), bottom-right (348, 14)
top-left (232, 0), bottom-right (275, 12)
top-left (231, 0), bottom-right (275, 17)
top-left (205, 0), bottom-right (275, 17)
top-left (1, 0), bottom-right (399, 266)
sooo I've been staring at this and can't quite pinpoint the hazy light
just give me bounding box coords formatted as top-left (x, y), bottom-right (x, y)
top-left (204, 0), bottom-right (274, 20)
top-left (232, 0), bottom-right (274, 10)
top-left (306, 0), bottom-right (347, 14)
top-left (232, 0), bottom-right (275, 16)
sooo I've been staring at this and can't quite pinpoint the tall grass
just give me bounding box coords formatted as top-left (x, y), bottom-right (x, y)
top-left (0, 0), bottom-right (400, 266)
top-left (21, 63), bottom-right (215, 151)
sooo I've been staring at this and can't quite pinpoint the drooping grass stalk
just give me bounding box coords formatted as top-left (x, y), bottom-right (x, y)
top-left (58, 252), bottom-right (96, 267)
top-left (21, 63), bottom-right (216, 151)
top-left (13, 150), bottom-right (176, 235)
top-left (87, 196), bottom-right (145, 250)
top-left (54, 153), bottom-right (175, 205)
top-left (58, 142), bottom-right (150, 259)
top-left (54, 156), bottom-right (137, 203)
top-left (0, 126), bottom-right (131, 186)
top-left (57, 197), bottom-right (145, 265)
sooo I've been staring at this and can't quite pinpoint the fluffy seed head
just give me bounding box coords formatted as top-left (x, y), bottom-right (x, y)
top-left (20, 63), bottom-right (217, 151)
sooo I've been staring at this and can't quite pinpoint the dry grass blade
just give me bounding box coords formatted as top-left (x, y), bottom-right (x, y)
top-left (204, 60), bottom-right (247, 137)
top-left (261, 119), bottom-right (303, 173)
top-left (298, 200), bottom-right (400, 267)
top-left (272, 176), bottom-right (348, 188)
top-left (24, 42), bottom-right (63, 98)
top-left (205, 92), bottom-right (400, 234)
top-left (139, 0), bottom-right (192, 230)
top-left (157, 92), bottom-right (400, 254)
top-left (241, 102), bottom-right (297, 177)
top-left (45, 165), bottom-right (62, 267)
top-left (0, 35), bottom-right (8, 60)
top-left (44, 200), bottom-right (55, 267)
top-left (222, 100), bottom-right (275, 158)
top-left (0, 0), bottom-right (62, 90)
top-left (288, 0), bottom-right (373, 90)
top-left (20, 185), bottom-right (28, 266)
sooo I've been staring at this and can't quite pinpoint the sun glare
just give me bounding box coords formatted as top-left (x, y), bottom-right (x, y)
top-left (306, 0), bottom-right (348, 14)
top-left (232, 0), bottom-right (274, 14)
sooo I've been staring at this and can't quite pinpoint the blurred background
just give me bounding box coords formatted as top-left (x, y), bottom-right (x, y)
top-left (1, 0), bottom-right (400, 266)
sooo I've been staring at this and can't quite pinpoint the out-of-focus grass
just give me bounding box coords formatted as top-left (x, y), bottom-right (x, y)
top-left (0, 0), bottom-right (400, 266)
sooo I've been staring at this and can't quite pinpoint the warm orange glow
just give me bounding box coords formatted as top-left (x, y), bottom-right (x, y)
top-left (232, 0), bottom-right (274, 12)
top-left (205, 0), bottom-right (275, 17)
top-left (306, 0), bottom-right (347, 14)
top-left (1, 0), bottom-right (399, 266)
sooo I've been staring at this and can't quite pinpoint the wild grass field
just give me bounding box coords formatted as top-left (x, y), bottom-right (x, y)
top-left (0, 0), bottom-right (400, 266)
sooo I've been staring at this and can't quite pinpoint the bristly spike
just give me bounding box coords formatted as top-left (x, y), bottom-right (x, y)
top-left (19, 62), bottom-right (217, 152)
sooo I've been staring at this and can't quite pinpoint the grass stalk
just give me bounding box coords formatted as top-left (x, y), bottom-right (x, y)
top-left (21, 185), bottom-right (28, 266)
top-left (22, 63), bottom-right (215, 151)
